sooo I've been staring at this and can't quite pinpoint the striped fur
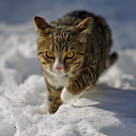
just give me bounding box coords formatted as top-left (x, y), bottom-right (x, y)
top-left (34, 10), bottom-right (118, 114)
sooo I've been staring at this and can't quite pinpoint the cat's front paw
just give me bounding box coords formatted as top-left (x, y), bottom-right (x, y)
top-left (61, 87), bottom-right (79, 104)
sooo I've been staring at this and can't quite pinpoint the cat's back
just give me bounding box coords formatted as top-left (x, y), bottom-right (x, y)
top-left (51, 10), bottom-right (106, 27)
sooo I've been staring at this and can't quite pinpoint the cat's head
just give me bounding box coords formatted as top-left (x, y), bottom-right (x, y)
top-left (34, 16), bottom-right (93, 77)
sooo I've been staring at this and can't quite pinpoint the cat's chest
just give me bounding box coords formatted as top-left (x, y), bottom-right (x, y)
top-left (46, 75), bottom-right (69, 88)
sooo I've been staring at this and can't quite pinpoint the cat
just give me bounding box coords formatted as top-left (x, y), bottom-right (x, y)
top-left (34, 10), bottom-right (118, 114)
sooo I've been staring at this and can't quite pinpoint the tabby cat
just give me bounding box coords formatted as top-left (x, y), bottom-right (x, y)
top-left (34, 11), bottom-right (118, 114)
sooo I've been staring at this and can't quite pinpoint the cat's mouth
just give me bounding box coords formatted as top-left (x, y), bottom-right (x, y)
top-left (46, 69), bottom-right (68, 77)
top-left (52, 71), bottom-right (69, 77)
top-left (44, 67), bottom-right (70, 77)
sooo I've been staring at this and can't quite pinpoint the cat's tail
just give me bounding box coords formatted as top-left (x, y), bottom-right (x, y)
top-left (108, 52), bottom-right (118, 67)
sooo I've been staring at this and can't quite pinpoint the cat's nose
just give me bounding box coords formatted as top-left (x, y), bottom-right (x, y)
top-left (56, 65), bottom-right (62, 71)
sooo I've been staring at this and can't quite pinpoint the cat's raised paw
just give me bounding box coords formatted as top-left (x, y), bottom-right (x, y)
top-left (61, 87), bottom-right (79, 104)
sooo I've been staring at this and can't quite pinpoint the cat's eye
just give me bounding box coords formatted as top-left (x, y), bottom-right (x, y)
top-left (65, 51), bottom-right (75, 59)
top-left (46, 51), bottom-right (55, 59)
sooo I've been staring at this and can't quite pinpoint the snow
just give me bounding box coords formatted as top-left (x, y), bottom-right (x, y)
top-left (0, 0), bottom-right (136, 136)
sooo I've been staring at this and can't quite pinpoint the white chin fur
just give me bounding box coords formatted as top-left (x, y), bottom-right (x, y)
top-left (45, 68), bottom-right (69, 88)
top-left (53, 71), bottom-right (66, 77)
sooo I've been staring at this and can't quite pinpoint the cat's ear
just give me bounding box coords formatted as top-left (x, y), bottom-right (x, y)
top-left (76, 17), bottom-right (93, 32)
top-left (34, 16), bottom-right (53, 35)
top-left (75, 17), bottom-right (93, 43)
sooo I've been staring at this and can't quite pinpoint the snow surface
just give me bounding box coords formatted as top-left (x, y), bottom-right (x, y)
top-left (0, 0), bottom-right (136, 136)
